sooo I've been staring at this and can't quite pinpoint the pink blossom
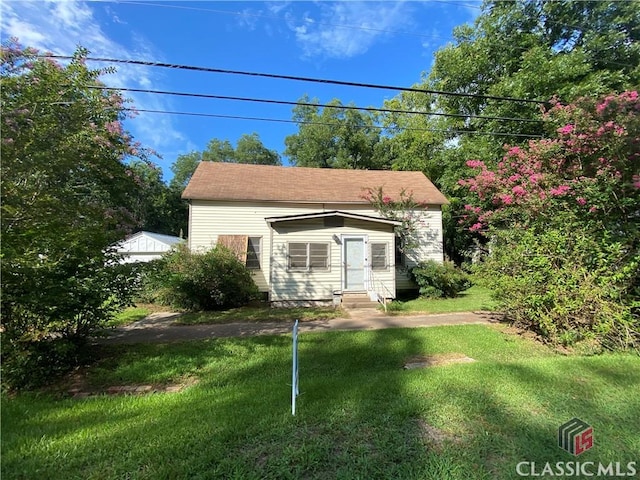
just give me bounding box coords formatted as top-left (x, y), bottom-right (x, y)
top-left (464, 204), bottom-right (481, 214)
top-left (633, 174), bottom-right (640, 189)
top-left (589, 206), bottom-right (598, 213)
top-left (498, 194), bottom-right (513, 205)
top-left (508, 174), bottom-right (521, 183)
top-left (529, 173), bottom-right (543, 184)
top-left (512, 185), bottom-right (526, 196)
top-left (105, 121), bottom-right (123, 135)
top-left (557, 124), bottom-right (575, 135)
top-left (549, 185), bottom-right (571, 196)
top-left (466, 159), bottom-right (485, 168)
top-left (469, 222), bottom-right (483, 232)
top-left (576, 197), bottom-right (587, 206)
top-left (506, 146), bottom-right (522, 156)
top-left (382, 196), bottom-right (392, 204)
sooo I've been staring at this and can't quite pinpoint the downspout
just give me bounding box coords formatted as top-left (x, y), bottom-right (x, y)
top-left (268, 220), bottom-right (274, 303)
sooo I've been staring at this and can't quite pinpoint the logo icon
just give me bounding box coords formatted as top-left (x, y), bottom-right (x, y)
top-left (558, 418), bottom-right (594, 456)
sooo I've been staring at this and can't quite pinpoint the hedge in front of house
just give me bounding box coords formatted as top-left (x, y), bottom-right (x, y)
top-left (410, 260), bottom-right (472, 299)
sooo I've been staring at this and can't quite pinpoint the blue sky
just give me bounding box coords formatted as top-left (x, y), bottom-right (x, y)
top-left (1, 0), bottom-right (480, 181)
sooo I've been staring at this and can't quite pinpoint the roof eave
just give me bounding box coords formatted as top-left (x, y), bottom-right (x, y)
top-left (265, 210), bottom-right (402, 226)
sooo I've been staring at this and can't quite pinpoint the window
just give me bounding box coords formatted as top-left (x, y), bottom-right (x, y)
top-left (395, 242), bottom-right (405, 267)
top-left (246, 237), bottom-right (261, 269)
top-left (288, 242), bottom-right (329, 271)
top-left (371, 243), bottom-right (388, 270)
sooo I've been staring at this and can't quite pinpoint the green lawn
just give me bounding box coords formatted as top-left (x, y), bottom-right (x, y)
top-left (388, 285), bottom-right (499, 314)
top-left (3, 325), bottom-right (638, 479)
top-left (107, 306), bottom-right (153, 327)
top-left (175, 305), bottom-right (345, 325)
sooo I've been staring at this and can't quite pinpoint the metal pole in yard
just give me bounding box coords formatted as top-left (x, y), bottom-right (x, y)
top-left (292, 319), bottom-right (299, 416)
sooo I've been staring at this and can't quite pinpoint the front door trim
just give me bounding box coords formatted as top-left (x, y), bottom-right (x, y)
top-left (342, 235), bottom-right (368, 291)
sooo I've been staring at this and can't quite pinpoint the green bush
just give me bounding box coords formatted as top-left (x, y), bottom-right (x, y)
top-left (142, 245), bottom-right (260, 311)
top-left (410, 260), bottom-right (472, 298)
top-left (476, 227), bottom-right (639, 351)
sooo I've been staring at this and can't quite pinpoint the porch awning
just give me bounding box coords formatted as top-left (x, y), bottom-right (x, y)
top-left (265, 210), bottom-right (402, 226)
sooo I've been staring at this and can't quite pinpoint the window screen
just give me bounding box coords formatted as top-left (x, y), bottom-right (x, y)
top-left (371, 243), bottom-right (387, 270)
top-left (288, 242), bottom-right (329, 271)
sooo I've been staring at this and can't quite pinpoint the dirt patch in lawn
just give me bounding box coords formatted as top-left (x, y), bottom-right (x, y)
top-left (403, 353), bottom-right (476, 369)
top-left (415, 419), bottom-right (461, 448)
top-left (63, 370), bottom-right (198, 398)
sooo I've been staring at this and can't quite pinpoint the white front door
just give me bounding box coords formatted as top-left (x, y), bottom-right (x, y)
top-left (344, 237), bottom-right (366, 291)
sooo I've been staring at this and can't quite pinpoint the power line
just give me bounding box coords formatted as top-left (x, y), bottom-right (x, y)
top-left (129, 108), bottom-right (544, 139)
top-left (93, 85), bottom-right (544, 124)
top-left (43, 54), bottom-right (548, 105)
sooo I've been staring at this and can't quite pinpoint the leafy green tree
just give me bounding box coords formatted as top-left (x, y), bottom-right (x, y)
top-left (169, 133), bottom-right (280, 191)
top-left (170, 151), bottom-right (202, 189)
top-left (234, 133), bottom-right (282, 165)
top-left (1, 42), bottom-right (147, 388)
top-left (128, 160), bottom-right (187, 237)
top-left (284, 96), bottom-right (387, 169)
top-left (382, 0), bottom-right (639, 262)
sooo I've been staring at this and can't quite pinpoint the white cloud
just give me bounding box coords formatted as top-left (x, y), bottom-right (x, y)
top-left (286, 2), bottom-right (414, 59)
top-left (0, 0), bottom-right (185, 171)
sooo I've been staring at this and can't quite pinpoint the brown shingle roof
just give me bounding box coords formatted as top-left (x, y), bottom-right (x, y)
top-left (182, 163), bottom-right (448, 205)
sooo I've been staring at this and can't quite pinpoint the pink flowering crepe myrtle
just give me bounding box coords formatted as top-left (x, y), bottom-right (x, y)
top-left (459, 91), bottom-right (640, 232)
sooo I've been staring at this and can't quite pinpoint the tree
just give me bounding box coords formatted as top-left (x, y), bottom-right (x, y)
top-left (381, 0), bottom-right (639, 262)
top-left (234, 133), bottom-right (282, 165)
top-left (1, 42), bottom-right (147, 388)
top-left (460, 91), bottom-right (639, 350)
top-left (284, 96), bottom-right (387, 169)
top-left (128, 160), bottom-right (187, 236)
top-left (169, 133), bottom-right (281, 190)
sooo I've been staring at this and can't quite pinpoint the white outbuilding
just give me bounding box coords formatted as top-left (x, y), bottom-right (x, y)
top-left (112, 231), bottom-right (183, 263)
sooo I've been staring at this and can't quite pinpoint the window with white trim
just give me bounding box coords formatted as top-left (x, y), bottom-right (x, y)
top-left (288, 242), bottom-right (329, 271)
top-left (370, 242), bottom-right (388, 270)
top-left (246, 237), bottom-right (261, 269)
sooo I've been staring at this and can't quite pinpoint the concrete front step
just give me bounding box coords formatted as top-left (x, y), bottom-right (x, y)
top-left (342, 293), bottom-right (380, 309)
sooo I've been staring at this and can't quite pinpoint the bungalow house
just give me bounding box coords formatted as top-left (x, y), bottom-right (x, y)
top-left (112, 231), bottom-right (183, 263)
top-left (182, 163), bottom-right (448, 307)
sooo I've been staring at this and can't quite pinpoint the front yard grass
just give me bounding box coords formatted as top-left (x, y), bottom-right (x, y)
top-left (175, 305), bottom-right (345, 325)
top-left (388, 285), bottom-right (498, 314)
top-left (3, 324), bottom-right (638, 479)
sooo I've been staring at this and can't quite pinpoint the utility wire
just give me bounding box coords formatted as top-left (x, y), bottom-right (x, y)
top-left (129, 108), bottom-right (544, 139)
top-left (43, 54), bottom-right (548, 105)
top-left (93, 85), bottom-right (544, 124)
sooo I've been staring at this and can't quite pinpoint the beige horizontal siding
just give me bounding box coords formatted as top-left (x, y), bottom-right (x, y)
top-left (270, 218), bottom-right (395, 301)
top-left (187, 200), bottom-right (442, 296)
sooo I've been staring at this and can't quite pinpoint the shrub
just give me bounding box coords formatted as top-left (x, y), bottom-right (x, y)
top-left (476, 227), bottom-right (639, 351)
top-left (410, 260), bottom-right (472, 298)
top-left (142, 245), bottom-right (260, 311)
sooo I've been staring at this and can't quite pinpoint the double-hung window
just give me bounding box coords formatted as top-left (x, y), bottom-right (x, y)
top-left (370, 242), bottom-right (388, 270)
top-left (288, 242), bottom-right (329, 271)
top-left (246, 237), bottom-right (261, 270)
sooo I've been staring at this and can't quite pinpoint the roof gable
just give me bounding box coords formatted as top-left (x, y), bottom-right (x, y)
top-left (113, 231), bottom-right (183, 253)
top-left (182, 163), bottom-right (448, 205)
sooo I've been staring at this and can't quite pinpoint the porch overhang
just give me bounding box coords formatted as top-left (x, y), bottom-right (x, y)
top-left (265, 210), bottom-right (402, 226)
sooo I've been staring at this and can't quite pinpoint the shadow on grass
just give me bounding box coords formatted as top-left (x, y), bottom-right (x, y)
top-left (3, 327), bottom-right (639, 479)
